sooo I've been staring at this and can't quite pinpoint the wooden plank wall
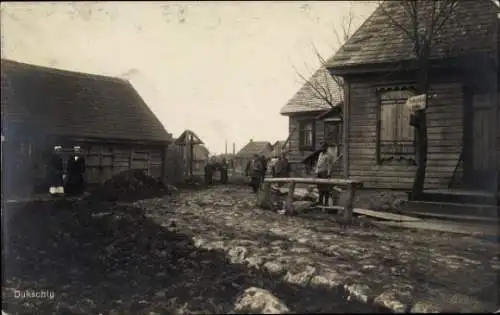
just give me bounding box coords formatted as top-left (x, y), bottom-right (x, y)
top-left (2, 141), bottom-right (166, 196)
top-left (82, 143), bottom-right (164, 184)
top-left (346, 78), bottom-right (464, 190)
top-left (164, 144), bottom-right (185, 184)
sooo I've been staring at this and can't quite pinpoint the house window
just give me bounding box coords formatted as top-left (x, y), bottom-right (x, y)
top-left (377, 89), bottom-right (416, 164)
top-left (324, 119), bottom-right (343, 147)
top-left (299, 120), bottom-right (315, 149)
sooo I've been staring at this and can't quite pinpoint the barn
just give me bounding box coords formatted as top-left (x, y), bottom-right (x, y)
top-left (1, 59), bottom-right (173, 198)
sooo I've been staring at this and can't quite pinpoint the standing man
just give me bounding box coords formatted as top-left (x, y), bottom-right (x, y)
top-left (220, 157), bottom-right (229, 184)
top-left (275, 153), bottom-right (291, 178)
top-left (315, 142), bottom-right (334, 207)
top-left (66, 146), bottom-right (86, 195)
top-left (245, 154), bottom-right (264, 193)
top-left (47, 146), bottom-right (64, 196)
top-left (204, 161), bottom-right (213, 186)
top-left (259, 155), bottom-right (268, 183)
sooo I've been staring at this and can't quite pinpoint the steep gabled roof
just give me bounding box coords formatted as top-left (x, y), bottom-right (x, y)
top-left (327, 0), bottom-right (499, 70)
top-left (174, 129), bottom-right (204, 145)
top-left (1, 59), bottom-right (172, 143)
top-left (235, 140), bottom-right (273, 158)
top-left (280, 66), bottom-right (343, 115)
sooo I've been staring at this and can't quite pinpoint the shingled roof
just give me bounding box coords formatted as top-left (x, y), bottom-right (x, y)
top-left (1, 59), bottom-right (172, 143)
top-left (280, 66), bottom-right (343, 115)
top-left (235, 140), bottom-right (273, 158)
top-left (327, 0), bottom-right (499, 70)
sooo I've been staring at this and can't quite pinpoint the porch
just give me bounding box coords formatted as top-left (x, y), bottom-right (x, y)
top-left (399, 188), bottom-right (499, 223)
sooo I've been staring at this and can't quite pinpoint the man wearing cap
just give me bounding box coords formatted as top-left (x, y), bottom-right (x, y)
top-left (66, 146), bottom-right (86, 195)
top-left (47, 146), bottom-right (64, 196)
top-left (315, 142), bottom-right (334, 207)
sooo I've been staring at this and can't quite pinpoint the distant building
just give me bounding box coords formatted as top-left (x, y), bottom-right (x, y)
top-left (233, 140), bottom-right (273, 174)
top-left (173, 129), bottom-right (207, 177)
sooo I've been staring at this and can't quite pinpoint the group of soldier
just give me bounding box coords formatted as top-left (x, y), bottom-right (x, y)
top-left (246, 142), bottom-right (338, 207)
top-left (47, 145), bottom-right (86, 196)
top-left (245, 153), bottom-right (290, 193)
top-left (204, 157), bottom-right (229, 185)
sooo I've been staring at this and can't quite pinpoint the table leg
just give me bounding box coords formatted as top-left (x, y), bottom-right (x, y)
top-left (285, 182), bottom-right (296, 214)
top-left (256, 182), bottom-right (272, 209)
top-left (343, 183), bottom-right (357, 226)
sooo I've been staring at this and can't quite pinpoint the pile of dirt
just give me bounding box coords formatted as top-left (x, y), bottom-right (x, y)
top-left (89, 169), bottom-right (169, 202)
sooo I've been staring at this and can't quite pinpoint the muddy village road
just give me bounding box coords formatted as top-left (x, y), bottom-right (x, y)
top-left (2, 185), bottom-right (499, 314)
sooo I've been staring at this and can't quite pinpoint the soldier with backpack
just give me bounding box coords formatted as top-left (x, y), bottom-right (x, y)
top-left (245, 154), bottom-right (264, 193)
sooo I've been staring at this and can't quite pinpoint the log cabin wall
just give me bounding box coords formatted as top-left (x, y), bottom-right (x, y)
top-left (164, 144), bottom-right (185, 184)
top-left (345, 71), bottom-right (466, 190)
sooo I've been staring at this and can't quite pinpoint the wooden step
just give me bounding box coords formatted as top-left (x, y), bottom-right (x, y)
top-left (420, 190), bottom-right (497, 205)
top-left (399, 200), bottom-right (499, 222)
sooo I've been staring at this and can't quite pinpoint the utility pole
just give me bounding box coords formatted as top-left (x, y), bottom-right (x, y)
top-left (225, 140), bottom-right (228, 155)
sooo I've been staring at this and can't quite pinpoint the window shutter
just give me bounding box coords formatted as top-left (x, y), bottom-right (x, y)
top-left (380, 100), bottom-right (397, 141)
top-left (378, 89), bottom-right (416, 163)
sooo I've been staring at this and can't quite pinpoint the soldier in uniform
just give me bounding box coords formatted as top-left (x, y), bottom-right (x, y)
top-left (66, 146), bottom-right (86, 195)
top-left (245, 154), bottom-right (264, 193)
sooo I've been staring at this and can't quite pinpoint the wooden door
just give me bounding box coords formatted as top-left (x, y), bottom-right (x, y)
top-left (466, 94), bottom-right (497, 191)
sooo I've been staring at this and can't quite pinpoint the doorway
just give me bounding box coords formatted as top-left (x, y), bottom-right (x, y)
top-left (463, 93), bottom-right (497, 191)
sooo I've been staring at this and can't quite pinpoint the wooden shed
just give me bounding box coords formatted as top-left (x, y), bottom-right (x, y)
top-left (1, 59), bottom-right (173, 197)
top-left (173, 129), bottom-right (206, 178)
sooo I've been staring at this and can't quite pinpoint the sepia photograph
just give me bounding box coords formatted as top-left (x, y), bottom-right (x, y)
top-left (1, 1), bottom-right (499, 314)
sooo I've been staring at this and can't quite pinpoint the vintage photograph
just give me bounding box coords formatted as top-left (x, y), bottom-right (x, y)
top-left (1, 1), bottom-right (499, 314)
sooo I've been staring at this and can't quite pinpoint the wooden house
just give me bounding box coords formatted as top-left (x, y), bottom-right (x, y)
top-left (1, 59), bottom-right (173, 197)
top-left (233, 140), bottom-right (273, 174)
top-left (280, 67), bottom-right (344, 176)
top-left (326, 0), bottom-right (499, 214)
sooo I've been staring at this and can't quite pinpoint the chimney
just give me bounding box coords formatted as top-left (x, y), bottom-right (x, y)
top-left (233, 143), bottom-right (235, 155)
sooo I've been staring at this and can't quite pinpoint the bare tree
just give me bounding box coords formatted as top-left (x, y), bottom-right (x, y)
top-left (378, 0), bottom-right (459, 199)
top-left (294, 6), bottom-right (355, 108)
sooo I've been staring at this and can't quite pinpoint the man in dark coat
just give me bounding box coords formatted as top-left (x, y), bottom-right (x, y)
top-left (66, 146), bottom-right (86, 195)
top-left (47, 146), bottom-right (64, 196)
top-left (275, 153), bottom-right (291, 178)
top-left (204, 161), bottom-right (213, 186)
top-left (259, 155), bottom-right (268, 183)
top-left (245, 154), bottom-right (264, 193)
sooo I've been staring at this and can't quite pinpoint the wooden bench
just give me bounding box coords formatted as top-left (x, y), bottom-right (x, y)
top-left (258, 177), bottom-right (364, 225)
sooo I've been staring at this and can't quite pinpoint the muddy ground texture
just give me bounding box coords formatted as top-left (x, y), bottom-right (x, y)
top-left (2, 176), bottom-right (500, 314)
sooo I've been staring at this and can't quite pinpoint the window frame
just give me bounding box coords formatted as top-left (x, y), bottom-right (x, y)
top-left (298, 120), bottom-right (315, 150)
top-left (376, 88), bottom-right (417, 165)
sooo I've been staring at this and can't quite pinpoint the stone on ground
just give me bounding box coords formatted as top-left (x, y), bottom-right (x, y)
top-left (232, 287), bottom-right (290, 314)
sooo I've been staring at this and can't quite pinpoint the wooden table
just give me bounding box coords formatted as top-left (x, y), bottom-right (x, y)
top-left (258, 177), bottom-right (363, 225)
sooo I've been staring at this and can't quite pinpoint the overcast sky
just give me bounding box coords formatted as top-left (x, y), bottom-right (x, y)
top-left (1, 1), bottom-right (377, 154)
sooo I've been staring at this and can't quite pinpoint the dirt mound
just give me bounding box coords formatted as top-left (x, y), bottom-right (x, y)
top-left (89, 169), bottom-right (169, 202)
